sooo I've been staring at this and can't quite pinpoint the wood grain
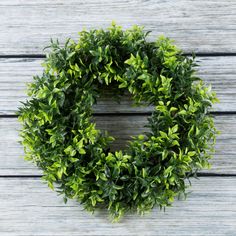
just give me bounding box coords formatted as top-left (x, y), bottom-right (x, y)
top-left (0, 56), bottom-right (236, 115)
top-left (0, 115), bottom-right (235, 175)
top-left (0, 0), bottom-right (236, 55)
top-left (0, 0), bottom-right (235, 234)
top-left (0, 177), bottom-right (235, 235)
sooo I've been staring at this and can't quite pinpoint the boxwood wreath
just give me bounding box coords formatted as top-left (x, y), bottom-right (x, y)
top-left (18, 23), bottom-right (219, 221)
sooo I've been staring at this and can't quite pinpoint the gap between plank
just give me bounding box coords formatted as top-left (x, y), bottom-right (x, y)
top-left (0, 173), bottom-right (235, 178)
top-left (1, 52), bottom-right (236, 58)
top-left (0, 111), bottom-right (236, 118)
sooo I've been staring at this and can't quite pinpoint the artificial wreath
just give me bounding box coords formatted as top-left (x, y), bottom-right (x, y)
top-left (18, 23), bottom-right (218, 221)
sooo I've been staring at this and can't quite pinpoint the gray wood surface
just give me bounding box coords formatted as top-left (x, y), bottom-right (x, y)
top-left (1, 56), bottom-right (236, 114)
top-left (1, 0), bottom-right (236, 234)
top-left (0, 177), bottom-right (235, 236)
top-left (0, 115), bottom-right (235, 175)
top-left (0, 0), bottom-right (236, 54)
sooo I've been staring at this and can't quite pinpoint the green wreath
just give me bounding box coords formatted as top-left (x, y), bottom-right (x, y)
top-left (18, 23), bottom-right (218, 221)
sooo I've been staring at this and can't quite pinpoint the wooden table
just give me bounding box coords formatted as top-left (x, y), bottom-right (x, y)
top-left (0, 1), bottom-right (236, 235)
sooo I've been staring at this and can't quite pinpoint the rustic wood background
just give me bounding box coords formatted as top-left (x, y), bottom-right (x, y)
top-left (0, 0), bottom-right (236, 235)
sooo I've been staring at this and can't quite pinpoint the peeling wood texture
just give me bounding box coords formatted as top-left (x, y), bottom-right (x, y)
top-left (0, 0), bottom-right (236, 54)
top-left (0, 177), bottom-right (235, 236)
top-left (0, 0), bottom-right (236, 235)
top-left (0, 115), bottom-right (235, 175)
top-left (1, 56), bottom-right (236, 114)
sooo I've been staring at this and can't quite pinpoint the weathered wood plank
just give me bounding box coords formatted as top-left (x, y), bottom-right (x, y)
top-left (0, 0), bottom-right (236, 54)
top-left (0, 56), bottom-right (236, 114)
top-left (0, 177), bottom-right (235, 235)
top-left (0, 115), bottom-right (235, 175)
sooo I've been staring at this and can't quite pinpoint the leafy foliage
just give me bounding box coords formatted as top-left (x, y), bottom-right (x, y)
top-left (18, 23), bottom-right (219, 221)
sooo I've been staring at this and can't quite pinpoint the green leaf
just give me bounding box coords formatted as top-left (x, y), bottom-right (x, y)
top-left (172, 124), bottom-right (178, 133)
top-left (79, 148), bottom-right (86, 155)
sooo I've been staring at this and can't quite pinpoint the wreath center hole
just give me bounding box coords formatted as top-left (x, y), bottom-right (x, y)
top-left (93, 90), bottom-right (150, 151)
